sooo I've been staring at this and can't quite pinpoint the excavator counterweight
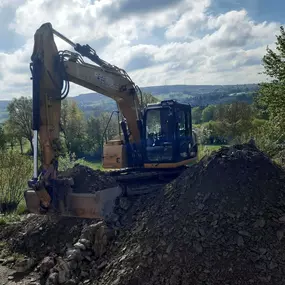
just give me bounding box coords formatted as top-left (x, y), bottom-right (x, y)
top-left (24, 23), bottom-right (198, 219)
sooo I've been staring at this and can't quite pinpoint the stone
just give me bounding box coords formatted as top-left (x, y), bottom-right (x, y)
top-left (279, 216), bottom-right (285, 222)
top-left (277, 230), bottom-right (284, 241)
top-left (66, 249), bottom-right (82, 261)
top-left (65, 280), bottom-right (76, 285)
top-left (15, 257), bottom-right (35, 273)
top-left (119, 197), bottom-right (131, 211)
top-left (74, 242), bottom-right (86, 251)
top-left (2, 256), bottom-right (15, 265)
top-left (39, 257), bottom-right (55, 274)
top-left (81, 271), bottom-right (89, 278)
top-left (56, 257), bottom-right (70, 284)
top-left (237, 236), bottom-right (244, 247)
top-left (254, 218), bottom-right (266, 228)
top-left (98, 261), bottom-right (107, 270)
top-left (46, 272), bottom-right (59, 285)
top-left (238, 230), bottom-right (251, 237)
top-left (79, 239), bottom-right (91, 248)
top-left (193, 241), bottom-right (203, 253)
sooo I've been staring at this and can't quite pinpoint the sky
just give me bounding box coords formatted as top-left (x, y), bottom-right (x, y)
top-left (0, 0), bottom-right (284, 100)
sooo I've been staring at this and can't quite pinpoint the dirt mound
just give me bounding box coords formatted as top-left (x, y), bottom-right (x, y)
top-left (0, 215), bottom-right (92, 261)
top-left (59, 164), bottom-right (118, 193)
top-left (97, 143), bottom-right (285, 285)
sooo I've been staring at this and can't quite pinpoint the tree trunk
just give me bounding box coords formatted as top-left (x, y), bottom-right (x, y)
top-left (19, 138), bottom-right (23, 154)
top-left (29, 139), bottom-right (34, 155)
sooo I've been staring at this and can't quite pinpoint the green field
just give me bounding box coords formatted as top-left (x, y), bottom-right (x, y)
top-left (79, 144), bottom-right (224, 171)
top-left (198, 144), bottom-right (224, 160)
top-left (79, 160), bottom-right (102, 170)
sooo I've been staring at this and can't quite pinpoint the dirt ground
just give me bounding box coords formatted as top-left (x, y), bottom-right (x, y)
top-left (0, 265), bottom-right (40, 285)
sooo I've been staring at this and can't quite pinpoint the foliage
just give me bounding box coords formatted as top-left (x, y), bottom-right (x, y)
top-left (61, 101), bottom-right (87, 155)
top-left (0, 125), bottom-right (6, 150)
top-left (250, 119), bottom-right (285, 157)
top-left (258, 26), bottom-right (285, 132)
top-left (6, 97), bottom-right (33, 153)
top-left (139, 92), bottom-right (159, 108)
top-left (192, 107), bottom-right (203, 124)
top-left (214, 102), bottom-right (253, 143)
top-left (201, 105), bottom-right (216, 122)
top-left (0, 151), bottom-right (33, 211)
top-left (198, 145), bottom-right (223, 160)
top-left (255, 25), bottom-right (285, 158)
top-left (196, 121), bottom-right (228, 145)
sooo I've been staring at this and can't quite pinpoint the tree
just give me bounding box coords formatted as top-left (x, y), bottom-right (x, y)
top-left (139, 92), bottom-right (159, 108)
top-left (214, 102), bottom-right (253, 143)
top-left (0, 125), bottom-right (6, 150)
top-left (192, 107), bottom-right (203, 124)
top-left (7, 97), bottom-right (33, 153)
top-left (61, 101), bottom-right (87, 156)
top-left (85, 112), bottom-right (119, 155)
top-left (201, 105), bottom-right (216, 122)
top-left (258, 25), bottom-right (285, 136)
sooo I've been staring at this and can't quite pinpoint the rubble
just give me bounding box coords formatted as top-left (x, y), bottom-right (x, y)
top-left (2, 143), bottom-right (285, 285)
top-left (96, 144), bottom-right (285, 285)
top-left (41, 221), bottom-right (114, 284)
top-left (59, 164), bottom-right (118, 193)
top-left (0, 215), bottom-right (92, 261)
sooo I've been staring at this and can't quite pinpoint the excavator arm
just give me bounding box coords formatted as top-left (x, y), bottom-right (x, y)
top-left (28, 23), bottom-right (143, 210)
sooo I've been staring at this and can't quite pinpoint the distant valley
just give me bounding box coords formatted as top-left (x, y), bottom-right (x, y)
top-left (0, 84), bottom-right (259, 122)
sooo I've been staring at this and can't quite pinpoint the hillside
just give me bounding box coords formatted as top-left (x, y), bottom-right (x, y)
top-left (0, 84), bottom-right (259, 121)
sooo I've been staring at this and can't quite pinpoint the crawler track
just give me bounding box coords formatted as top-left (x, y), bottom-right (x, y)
top-left (109, 167), bottom-right (187, 196)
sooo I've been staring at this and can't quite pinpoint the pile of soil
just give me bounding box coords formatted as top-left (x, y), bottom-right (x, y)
top-left (0, 215), bottom-right (92, 261)
top-left (2, 144), bottom-right (285, 285)
top-left (97, 143), bottom-right (285, 285)
top-left (0, 165), bottom-right (118, 262)
top-left (59, 164), bottom-right (118, 193)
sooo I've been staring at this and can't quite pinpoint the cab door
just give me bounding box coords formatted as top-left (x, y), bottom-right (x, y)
top-left (176, 108), bottom-right (193, 161)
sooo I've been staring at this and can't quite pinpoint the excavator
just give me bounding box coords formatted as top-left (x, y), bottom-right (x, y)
top-left (24, 23), bottom-right (198, 219)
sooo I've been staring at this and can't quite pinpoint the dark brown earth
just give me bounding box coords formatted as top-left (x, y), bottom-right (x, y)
top-left (2, 143), bottom-right (285, 285)
top-left (97, 143), bottom-right (285, 285)
top-left (0, 215), bottom-right (92, 261)
top-left (59, 164), bottom-right (118, 194)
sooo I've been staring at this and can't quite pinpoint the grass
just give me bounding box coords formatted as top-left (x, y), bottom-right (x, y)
top-left (198, 144), bottom-right (225, 160)
top-left (0, 200), bottom-right (27, 225)
top-left (78, 160), bottom-right (103, 170)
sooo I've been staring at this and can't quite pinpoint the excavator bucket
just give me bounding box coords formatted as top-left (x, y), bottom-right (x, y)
top-left (24, 183), bottom-right (122, 219)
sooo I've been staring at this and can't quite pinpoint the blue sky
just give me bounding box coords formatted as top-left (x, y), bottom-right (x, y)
top-left (0, 0), bottom-right (284, 99)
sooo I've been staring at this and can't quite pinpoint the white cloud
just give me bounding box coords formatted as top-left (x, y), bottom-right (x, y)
top-left (207, 9), bottom-right (280, 48)
top-left (165, 0), bottom-right (211, 39)
top-left (0, 0), bottom-right (283, 100)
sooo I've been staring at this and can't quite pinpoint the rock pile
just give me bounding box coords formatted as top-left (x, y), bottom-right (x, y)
top-left (97, 144), bottom-right (285, 285)
top-left (59, 165), bottom-right (118, 193)
top-left (2, 144), bottom-right (285, 285)
top-left (1, 215), bottom-right (92, 261)
top-left (39, 221), bottom-right (114, 285)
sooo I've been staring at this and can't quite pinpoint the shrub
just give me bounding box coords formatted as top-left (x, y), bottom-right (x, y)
top-left (0, 151), bottom-right (33, 212)
top-left (58, 152), bottom-right (86, 172)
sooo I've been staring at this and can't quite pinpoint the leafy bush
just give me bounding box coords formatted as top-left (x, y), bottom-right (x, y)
top-left (0, 151), bottom-right (33, 212)
top-left (58, 152), bottom-right (90, 172)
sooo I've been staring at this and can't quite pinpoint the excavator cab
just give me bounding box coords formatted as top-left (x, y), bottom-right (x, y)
top-left (143, 100), bottom-right (197, 168)
top-left (102, 100), bottom-right (198, 170)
